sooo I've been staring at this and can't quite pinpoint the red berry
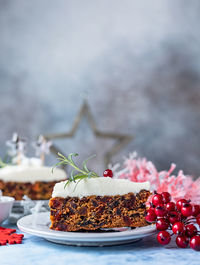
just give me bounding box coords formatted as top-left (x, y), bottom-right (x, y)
top-left (145, 208), bottom-right (157, 222)
top-left (152, 194), bottom-right (164, 206)
top-left (181, 203), bottom-right (193, 217)
top-left (190, 235), bottom-right (200, 251)
top-left (168, 211), bottom-right (181, 224)
top-left (154, 204), bottom-right (167, 217)
top-left (103, 169), bottom-right (113, 178)
top-left (185, 224), bottom-right (197, 237)
top-left (166, 202), bottom-right (176, 211)
top-left (196, 214), bottom-right (200, 226)
top-left (192, 205), bottom-right (200, 217)
top-left (156, 218), bottom-right (169, 230)
top-left (157, 231), bottom-right (171, 245)
top-left (176, 235), bottom-right (189, 248)
top-left (161, 192), bottom-right (171, 204)
top-left (172, 222), bottom-right (185, 235)
top-left (176, 199), bottom-right (187, 211)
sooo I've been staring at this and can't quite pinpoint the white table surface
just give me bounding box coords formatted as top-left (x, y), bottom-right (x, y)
top-left (0, 222), bottom-right (199, 265)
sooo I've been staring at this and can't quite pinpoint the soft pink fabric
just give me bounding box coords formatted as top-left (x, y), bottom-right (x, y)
top-left (114, 153), bottom-right (200, 203)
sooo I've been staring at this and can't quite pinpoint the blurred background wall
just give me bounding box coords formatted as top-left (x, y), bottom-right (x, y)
top-left (0, 0), bottom-right (200, 177)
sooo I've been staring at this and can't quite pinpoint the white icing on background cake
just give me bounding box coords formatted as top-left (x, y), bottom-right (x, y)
top-left (0, 164), bottom-right (66, 183)
top-left (52, 177), bottom-right (150, 198)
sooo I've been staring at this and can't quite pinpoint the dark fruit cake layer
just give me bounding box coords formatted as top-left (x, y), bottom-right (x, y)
top-left (49, 190), bottom-right (150, 231)
top-left (0, 165), bottom-right (66, 200)
top-left (0, 180), bottom-right (58, 200)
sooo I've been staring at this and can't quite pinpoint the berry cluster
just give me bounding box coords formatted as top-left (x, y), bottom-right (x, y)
top-left (145, 192), bottom-right (200, 251)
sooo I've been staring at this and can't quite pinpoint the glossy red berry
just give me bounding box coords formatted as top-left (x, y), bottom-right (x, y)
top-left (176, 199), bottom-right (187, 211)
top-left (145, 208), bottom-right (157, 222)
top-left (168, 211), bottom-right (181, 224)
top-left (196, 214), bottom-right (200, 226)
top-left (157, 231), bottom-right (171, 245)
top-left (185, 224), bottom-right (197, 237)
top-left (154, 204), bottom-right (167, 217)
top-left (156, 218), bottom-right (169, 231)
top-left (192, 205), bottom-right (200, 217)
top-left (190, 235), bottom-right (200, 251)
top-left (181, 203), bottom-right (193, 217)
top-left (103, 169), bottom-right (113, 178)
top-left (166, 202), bottom-right (176, 212)
top-left (161, 192), bottom-right (171, 204)
top-left (152, 194), bottom-right (164, 206)
top-left (172, 222), bottom-right (185, 235)
top-left (176, 235), bottom-right (189, 248)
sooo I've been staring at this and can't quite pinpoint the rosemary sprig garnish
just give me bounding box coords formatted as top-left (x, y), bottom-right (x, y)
top-left (53, 153), bottom-right (99, 188)
top-left (0, 157), bottom-right (8, 168)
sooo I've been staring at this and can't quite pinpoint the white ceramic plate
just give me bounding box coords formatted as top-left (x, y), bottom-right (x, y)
top-left (17, 212), bottom-right (156, 246)
top-left (9, 200), bottom-right (49, 224)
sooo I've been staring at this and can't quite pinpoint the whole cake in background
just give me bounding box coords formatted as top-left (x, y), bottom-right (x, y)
top-left (0, 133), bottom-right (66, 200)
top-left (49, 153), bottom-right (151, 231)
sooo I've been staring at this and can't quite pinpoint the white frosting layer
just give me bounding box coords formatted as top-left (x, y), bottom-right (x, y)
top-left (0, 165), bottom-right (66, 183)
top-left (52, 177), bottom-right (150, 198)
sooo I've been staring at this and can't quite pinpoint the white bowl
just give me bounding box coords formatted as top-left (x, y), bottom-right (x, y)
top-left (0, 196), bottom-right (15, 224)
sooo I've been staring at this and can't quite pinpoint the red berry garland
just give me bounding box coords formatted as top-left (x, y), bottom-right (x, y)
top-left (172, 222), bottom-right (185, 235)
top-left (145, 208), bottom-right (157, 222)
top-left (190, 235), bottom-right (200, 251)
top-left (176, 235), bottom-right (189, 248)
top-left (152, 194), bottom-right (164, 206)
top-left (166, 202), bottom-right (176, 211)
top-left (185, 224), bottom-right (197, 237)
top-left (196, 215), bottom-right (200, 226)
top-left (193, 205), bottom-right (200, 217)
top-left (157, 231), bottom-right (171, 245)
top-left (146, 191), bottom-right (200, 251)
top-left (0, 227), bottom-right (24, 246)
top-left (156, 218), bottom-right (169, 231)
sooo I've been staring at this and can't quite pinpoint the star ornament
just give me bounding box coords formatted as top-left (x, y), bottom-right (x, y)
top-left (44, 101), bottom-right (133, 167)
top-left (6, 133), bottom-right (26, 157)
top-left (33, 135), bottom-right (52, 156)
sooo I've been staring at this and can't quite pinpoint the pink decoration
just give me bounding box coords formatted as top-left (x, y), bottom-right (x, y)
top-left (113, 153), bottom-right (200, 203)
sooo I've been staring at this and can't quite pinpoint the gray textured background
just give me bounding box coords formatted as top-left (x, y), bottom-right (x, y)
top-left (0, 0), bottom-right (200, 177)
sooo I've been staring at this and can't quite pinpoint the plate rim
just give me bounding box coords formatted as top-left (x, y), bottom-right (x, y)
top-left (17, 212), bottom-right (156, 242)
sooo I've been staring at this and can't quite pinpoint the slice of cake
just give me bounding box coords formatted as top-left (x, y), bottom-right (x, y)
top-left (0, 158), bottom-right (66, 200)
top-left (49, 178), bottom-right (150, 231)
top-left (0, 134), bottom-right (67, 200)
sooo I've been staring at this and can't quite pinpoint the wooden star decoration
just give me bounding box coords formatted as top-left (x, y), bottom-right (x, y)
top-left (44, 101), bottom-right (133, 168)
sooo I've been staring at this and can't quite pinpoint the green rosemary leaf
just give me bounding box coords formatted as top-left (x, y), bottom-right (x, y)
top-left (73, 174), bottom-right (88, 180)
top-left (51, 161), bottom-right (64, 173)
top-left (64, 180), bottom-right (70, 189)
top-left (64, 174), bottom-right (87, 189)
top-left (3, 153), bottom-right (12, 164)
top-left (52, 152), bottom-right (100, 190)
top-left (57, 152), bottom-right (67, 159)
top-left (70, 169), bottom-right (77, 182)
top-left (88, 172), bottom-right (93, 178)
top-left (0, 158), bottom-right (8, 168)
top-left (73, 178), bottom-right (82, 192)
top-left (67, 153), bottom-right (78, 164)
top-left (90, 171), bottom-right (99, 177)
top-left (82, 154), bottom-right (96, 173)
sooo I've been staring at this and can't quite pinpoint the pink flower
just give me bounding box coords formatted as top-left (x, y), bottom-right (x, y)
top-left (114, 153), bottom-right (200, 203)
